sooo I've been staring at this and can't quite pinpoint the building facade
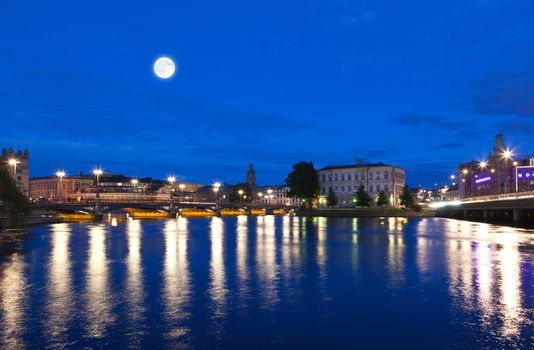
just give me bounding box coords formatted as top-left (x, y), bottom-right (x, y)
top-left (30, 175), bottom-right (94, 201)
top-left (459, 134), bottom-right (534, 198)
top-left (258, 186), bottom-right (301, 206)
top-left (317, 162), bottom-right (406, 207)
top-left (2, 148), bottom-right (30, 195)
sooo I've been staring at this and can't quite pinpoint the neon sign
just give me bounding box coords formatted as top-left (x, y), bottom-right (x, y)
top-left (475, 176), bottom-right (491, 184)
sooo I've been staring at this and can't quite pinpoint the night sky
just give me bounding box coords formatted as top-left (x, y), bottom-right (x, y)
top-left (1, 1), bottom-right (533, 186)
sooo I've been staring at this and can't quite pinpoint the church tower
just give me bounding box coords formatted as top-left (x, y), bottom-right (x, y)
top-left (246, 163), bottom-right (256, 186)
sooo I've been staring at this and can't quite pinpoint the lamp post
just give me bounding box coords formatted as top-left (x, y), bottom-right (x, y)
top-left (238, 189), bottom-right (244, 206)
top-left (55, 170), bottom-right (66, 202)
top-left (267, 188), bottom-right (273, 205)
top-left (213, 182), bottom-right (221, 214)
top-left (92, 168), bottom-right (103, 214)
top-left (513, 161), bottom-right (519, 192)
top-left (131, 178), bottom-right (139, 201)
top-left (258, 192), bottom-right (263, 205)
top-left (167, 176), bottom-right (176, 211)
top-left (502, 149), bottom-right (513, 194)
top-left (179, 183), bottom-right (185, 202)
top-left (7, 158), bottom-right (19, 181)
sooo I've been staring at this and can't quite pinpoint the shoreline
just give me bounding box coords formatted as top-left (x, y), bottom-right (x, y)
top-left (296, 208), bottom-right (435, 218)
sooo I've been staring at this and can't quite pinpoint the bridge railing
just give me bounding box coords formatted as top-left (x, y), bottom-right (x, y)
top-left (462, 189), bottom-right (534, 204)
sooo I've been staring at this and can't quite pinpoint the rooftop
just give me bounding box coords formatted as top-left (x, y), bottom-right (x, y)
top-left (318, 162), bottom-right (398, 171)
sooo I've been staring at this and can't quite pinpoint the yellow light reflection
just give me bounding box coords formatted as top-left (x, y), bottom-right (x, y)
top-left (256, 215), bottom-right (279, 309)
top-left (498, 243), bottom-right (523, 337)
top-left (236, 216), bottom-right (249, 301)
top-left (85, 225), bottom-right (114, 338)
top-left (0, 253), bottom-right (27, 349)
top-left (125, 220), bottom-right (145, 344)
top-left (46, 223), bottom-right (73, 343)
top-left (209, 217), bottom-right (227, 318)
top-left (163, 218), bottom-right (191, 340)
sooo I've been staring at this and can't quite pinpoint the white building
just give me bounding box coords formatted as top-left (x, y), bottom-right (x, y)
top-left (317, 162), bottom-right (406, 207)
top-left (259, 186), bottom-right (300, 206)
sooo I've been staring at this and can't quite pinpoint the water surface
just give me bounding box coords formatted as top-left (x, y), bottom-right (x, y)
top-left (0, 216), bottom-right (533, 349)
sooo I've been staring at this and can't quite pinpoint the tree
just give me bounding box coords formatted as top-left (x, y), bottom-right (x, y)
top-left (326, 187), bottom-right (338, 207)
top-left (353, 184), bottom-right (372, 207)
top-left (0, 164), bottom-right (31, 227)
top-left (286, 161), bottom-right (320, 208)
top-left (229, 183), bottom-right (252, 204)
top-left (376, 190), bottom-right (389, 206)
top-left (399, 185), bottom-right (415, 208)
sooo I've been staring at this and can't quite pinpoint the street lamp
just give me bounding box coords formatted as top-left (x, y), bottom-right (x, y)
top-left (179, 183), bottom-right (185, 202)
top-left (513, 161), bottom-right (519, 192)
top-left (7, 158), bottom-right (19, 180)
top-left (55, 170), bottom-right (66, 202)
top-left (213, 182), bottom-right (221, 213)
top-left (131, 178), bottom-right (139, 193)
top-left (92, 168), bottom-right (104, 214)
top-left (478, 160), bottom-right (487, 169)
top-left (501, 149), bottom-right (514, 194)
top-left (238, 189), bottom-right (244, 206)
top-left (267, 188), bottom-right (273, 205)
top-left (167, 175), bottom-right (176, 205)
top-left (258, 192), bottom-right (263, 204)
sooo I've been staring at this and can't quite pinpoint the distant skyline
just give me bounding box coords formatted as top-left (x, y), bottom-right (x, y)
top-left (1, 0), bottom-right (534, 186)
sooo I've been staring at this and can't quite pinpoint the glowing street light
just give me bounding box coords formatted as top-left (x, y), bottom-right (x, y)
top-left (92, 168), bottom-right (104, 214)
top-left (462, 169), bottom-right (468, 175)
top-left (238, 189), bottom-right (244, 206)
top-left (502, 148), bottom-right (514, 160)
top-left (7, 158), bottom-right (19, 179)
top-left (55, 170), bottom-right (66, 202)
top-left (131, 178), bottom-right (139, 195)
top-left (213, 182), bottom-right (222, 212)
top-left (167, 176), bottom-right (176, 211)
top-left (478, 160), bottom-right (487, 169)
top-left (179, 183), bottom-right (185, 202)
top-left (267, 188), bottom-right (273, 205)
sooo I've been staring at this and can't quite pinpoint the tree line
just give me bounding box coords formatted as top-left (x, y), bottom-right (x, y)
top-left (0, 164), bottom-right (31, 228)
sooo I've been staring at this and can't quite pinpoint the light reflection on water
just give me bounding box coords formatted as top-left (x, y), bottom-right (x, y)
top-left (0, 217), bottom-right (532, 348)
top-left (46, 223), bottom-right (73, 348)
top-left (163, 218), bottom-right (191, 343)
top-left (85, 224), bottom-right (114, 339)
top-left (125, 219), bottom-right (146, 347)
top-left (0, 253), bottom-right (26, 350)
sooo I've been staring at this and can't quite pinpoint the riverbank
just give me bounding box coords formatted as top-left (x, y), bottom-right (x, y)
top-left (297, 207), bottom-right (435, 218)
top-left (0, 209), bottom-right (63, 231)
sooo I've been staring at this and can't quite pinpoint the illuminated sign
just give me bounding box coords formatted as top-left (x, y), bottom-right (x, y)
top-left (475, 176), bottom-right (491, 184)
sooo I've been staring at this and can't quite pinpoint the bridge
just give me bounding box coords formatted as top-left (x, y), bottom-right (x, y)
top-left (435, 191), bottom-right (534, 225)
top-left (37, 201), bottom-right (298, 216)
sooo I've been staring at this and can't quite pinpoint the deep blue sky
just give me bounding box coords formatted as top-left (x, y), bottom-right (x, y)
top-left (1, 0), bottom-right (533, 186)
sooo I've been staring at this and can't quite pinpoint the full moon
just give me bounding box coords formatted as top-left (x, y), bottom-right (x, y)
top-left (153, 57), bottom-right (176, 79)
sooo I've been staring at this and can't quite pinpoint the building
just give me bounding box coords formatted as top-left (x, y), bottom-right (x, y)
top-left (246, 163), bottom-right (256, 186)
top-left (258, 186), bottom-right (300, 206)
top-left (458, 134), bottom-right (534, 198)
top-left (317, 162), bottom-right (406, 207)
top-left (2, 148), bottom-right (30, 195)
top-left (30, 174), bottom-right (94, 201)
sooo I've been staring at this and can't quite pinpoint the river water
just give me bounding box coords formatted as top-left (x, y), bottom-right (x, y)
top-left (0, 216), bottom-right (533, 349)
